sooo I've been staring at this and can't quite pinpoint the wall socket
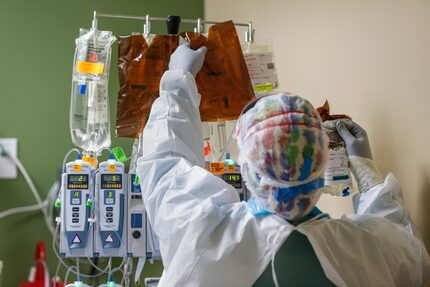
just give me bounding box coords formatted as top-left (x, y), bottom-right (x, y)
top-left (0, 138), bottom-right (18, 179)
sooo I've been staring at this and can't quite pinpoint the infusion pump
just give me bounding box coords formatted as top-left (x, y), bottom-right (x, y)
top-left (206, 161), bottom-right (248, 201)
top-left (59, 155), bottom-right (244, 260)
top-left (59, 158), bottom-right (160, 259)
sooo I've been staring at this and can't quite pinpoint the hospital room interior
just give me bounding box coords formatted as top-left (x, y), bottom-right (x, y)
top-left (1, 0), bottom-right (430, 286)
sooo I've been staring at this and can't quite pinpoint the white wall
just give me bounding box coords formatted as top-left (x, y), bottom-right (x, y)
top-left (205, 0), bottom-right (430, 245)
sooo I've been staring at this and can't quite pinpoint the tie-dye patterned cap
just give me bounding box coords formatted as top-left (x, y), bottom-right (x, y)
top-left (235, 93), bottom-right (329, 220)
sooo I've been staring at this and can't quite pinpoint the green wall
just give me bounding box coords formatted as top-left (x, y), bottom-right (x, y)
top-left (0, 0), bottom-right (203, 286)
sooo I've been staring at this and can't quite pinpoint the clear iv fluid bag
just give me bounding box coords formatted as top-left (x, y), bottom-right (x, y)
top-left (242, 41), bottom-right (279, 95)
top-left (71, 80), bottom-right (110, 152)
top-left (321, 119), bottom-right (354, 197)
top-left (70, 29), bottom-right (115, 152)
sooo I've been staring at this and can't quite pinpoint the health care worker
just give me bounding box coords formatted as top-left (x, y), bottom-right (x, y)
top-left (137, 43), bottom-right (430, 286)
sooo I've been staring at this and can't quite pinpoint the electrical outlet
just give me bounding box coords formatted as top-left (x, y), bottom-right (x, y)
top-left (0, 138), bottom-right (18, 179)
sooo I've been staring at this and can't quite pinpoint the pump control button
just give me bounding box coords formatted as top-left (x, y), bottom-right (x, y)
top-left (132, 231), bottom-right (141, 239)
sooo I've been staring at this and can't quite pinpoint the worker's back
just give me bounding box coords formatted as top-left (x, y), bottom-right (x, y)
top-left (253, 230), bottom-right (334, 287)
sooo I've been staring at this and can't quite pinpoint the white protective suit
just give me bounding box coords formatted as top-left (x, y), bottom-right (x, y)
top-left (137, 69), bottom-right (430, 287)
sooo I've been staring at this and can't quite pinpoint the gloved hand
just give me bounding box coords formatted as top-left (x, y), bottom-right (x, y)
top-left (335, 120), bottom-right (383, 192)
top-left (335, 121), bottom-right (372, 159)
top-left (169, 43), bottom-right (207, 77)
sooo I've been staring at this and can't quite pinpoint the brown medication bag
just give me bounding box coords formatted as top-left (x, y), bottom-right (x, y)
top-left (116, 21), bottom-right (255, 138)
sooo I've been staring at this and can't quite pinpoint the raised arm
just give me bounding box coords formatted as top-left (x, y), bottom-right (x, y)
top-left (336, 121), bottom-right (415, 232)
top-left (137, 42), bottom-right (208, 225)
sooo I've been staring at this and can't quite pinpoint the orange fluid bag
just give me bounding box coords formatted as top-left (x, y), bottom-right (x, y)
top-left (116, 21), bottom-right (255, 138)
top-left (117, 35), bottom-right (179, 138)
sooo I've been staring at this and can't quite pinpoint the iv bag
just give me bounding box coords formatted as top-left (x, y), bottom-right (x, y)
top-left (116, 21), bottom-right (255, 138)
top-left (242, 42), bottom-right (279, 95)
top-left (116, 35), bottom-right (179, 138)
top-left (182, 22), bottom-right (255, 123)
top-left (70, 29), bottom-right (115, 152)
top-left (317, 101), bottom-right (355, 197)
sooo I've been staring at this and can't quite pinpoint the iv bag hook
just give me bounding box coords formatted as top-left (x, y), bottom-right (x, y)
top-left (144, 14), bottom-right (151, 36)
top-left (92, 10), bottom-right (98, 31)
top-left (245, 21), bottom-right (255, 44)
top-left (195, 18), bottom-right (203, 33)
top-left (143, 14), bottom-right (151, 36)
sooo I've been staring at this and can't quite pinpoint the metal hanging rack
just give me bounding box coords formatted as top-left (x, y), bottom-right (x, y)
top-left (91, 11), bottom-right (255, 43)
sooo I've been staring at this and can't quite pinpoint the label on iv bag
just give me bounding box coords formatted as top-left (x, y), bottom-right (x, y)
top-left (243, 52), bottom-right (278, 90)
top-left (254, 84), bottom-right (274, 92)
top-left (324, 148), bottom-right (352, 185)
top-left (77, 61), bottom-right (104, 75)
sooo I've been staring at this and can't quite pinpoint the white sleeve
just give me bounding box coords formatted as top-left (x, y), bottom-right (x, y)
top-left (139, 69), bottom-right (205, 168)
top-left (352, 173), bottom-right (418, 235)
top-left (351, 173), bottom-right (430, 285)
top-left (136, 70), bottom-right (240, 269)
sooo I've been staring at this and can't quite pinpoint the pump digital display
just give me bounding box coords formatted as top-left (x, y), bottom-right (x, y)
top-left (221, 173), bottom-right (242, 189)
top-left (101, 174), bottom-right (122, 189)
top-left (67, 174), bottom-right (89, 189)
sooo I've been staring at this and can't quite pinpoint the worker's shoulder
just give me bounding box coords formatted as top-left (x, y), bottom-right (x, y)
top-left (299, 216), bottom-right (420, 258)
top-left (296, 217), bottom-right (427, 286)
top-left (301, 215), bottom-right (410, 237)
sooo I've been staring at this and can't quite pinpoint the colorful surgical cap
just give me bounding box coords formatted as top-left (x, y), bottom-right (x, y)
top-left (235, 93), bottom-right (329, 221)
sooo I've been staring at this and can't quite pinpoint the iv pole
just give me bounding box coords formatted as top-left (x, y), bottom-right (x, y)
top-left (91, 11), bottom-right (255, 44)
